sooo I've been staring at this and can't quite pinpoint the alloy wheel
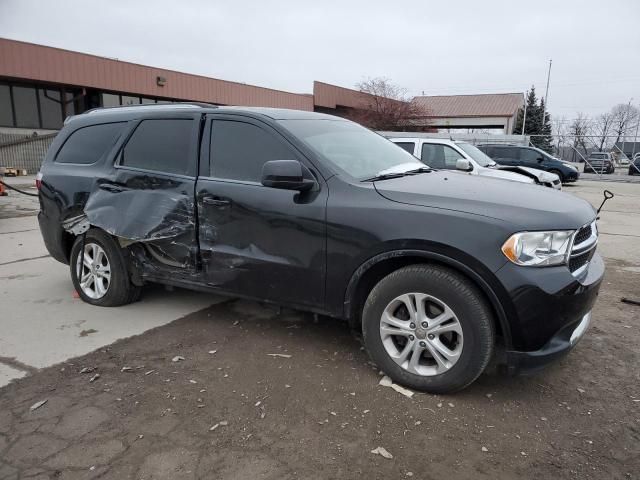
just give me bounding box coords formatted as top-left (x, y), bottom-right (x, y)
top-left (76, 242), bottom-right (111, 299)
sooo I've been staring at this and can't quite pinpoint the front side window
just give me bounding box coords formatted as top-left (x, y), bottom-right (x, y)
top-left (456, 143), bottom-right (495, 167)
top-left (420, 143), bottom-right (464, 169)
top-left (121, 119), bottom-right (194, 175)
top-left (56, 122), bottom-right (125, 164)
top-left (279, 119), bottom-right (422, 180)
top-left (210, 120), bottom-right (297, 182)
top-left (519, 148), bottom-right (542, 164)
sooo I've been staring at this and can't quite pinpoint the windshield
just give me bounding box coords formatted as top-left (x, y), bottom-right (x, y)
top-left (456, 142), bottom-right (496, 167)
top-left (279, 119), bottom-right (424, 180)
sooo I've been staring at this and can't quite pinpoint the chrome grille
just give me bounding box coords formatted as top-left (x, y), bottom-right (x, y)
top-left (569, 221), bottom-right (598, 276)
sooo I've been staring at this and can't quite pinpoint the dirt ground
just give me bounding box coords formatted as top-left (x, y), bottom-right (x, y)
top-left (1, 259), bottom-right (639, 480)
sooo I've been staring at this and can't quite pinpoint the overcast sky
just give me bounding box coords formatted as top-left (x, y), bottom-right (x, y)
top-left (1, 0), bottom-right (638, 121)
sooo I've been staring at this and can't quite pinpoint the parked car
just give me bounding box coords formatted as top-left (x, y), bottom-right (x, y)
top-left (629, 155), bottom-right (640, 175)
top-left (387, 136), bottom-right (561, 190)
top-left (583, 152), bottom-right (615, 174)
top-left (37, 104), bottom-right (603, 393)
top-left (478, 144), bottom-right (579, 183)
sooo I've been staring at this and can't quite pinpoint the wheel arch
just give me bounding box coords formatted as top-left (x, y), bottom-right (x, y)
top-left (343, 248), bottom-right (513, 349)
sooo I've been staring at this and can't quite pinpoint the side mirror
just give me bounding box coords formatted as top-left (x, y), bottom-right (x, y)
top-left (456, 159), bottom-right (472, 171)
top-left (537, 157), bottom-right (544, 163)
top-left (261, 160), bottom-right (315, 191)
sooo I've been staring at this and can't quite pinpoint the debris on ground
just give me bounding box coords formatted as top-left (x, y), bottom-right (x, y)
top-left (481, 446), bottom-right (488, 452)
top-left (145, 370), bottom-right (155, 375)
top-left (121, 366), bottom-right (133, 372)
top-left (209, 420), bottom-right (229, 431)
top-left (267, 353), bottom-right (292, 358)
top-left (79, 367), bottom-right (95, 374)
top-left (379, 376), bottom-right (414, 398)
top-left (577, 387), bottom-right (586, 394)
top-left (208, 350), bottom-right (218, 354)
top-left (172, 355), bottom-right (185, 362)
top-left (371, 446), bottom-right (393, 459)
top-left (29, 399), bottom-right (47, 411)
top-left (89, 373), bottom-right (100, 383)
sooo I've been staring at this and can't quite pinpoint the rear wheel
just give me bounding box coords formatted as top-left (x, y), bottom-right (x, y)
top-left (70, 229), bottom-right (140, 307)
top-left (362, 264), bottom-right (494, 394)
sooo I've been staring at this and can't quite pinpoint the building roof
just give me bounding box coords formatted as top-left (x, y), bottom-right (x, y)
top-left (0, 37), bottom-right (314, 111)
top-left (412, 93), bottom-right (523, 118)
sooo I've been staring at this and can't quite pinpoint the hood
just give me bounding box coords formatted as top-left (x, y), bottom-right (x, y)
top-left (475, 168), bottom-right (535, 184)
top-left (373, 171), bottom-right (595, 230)
top-left (495, 165), bottom-right (558, 183)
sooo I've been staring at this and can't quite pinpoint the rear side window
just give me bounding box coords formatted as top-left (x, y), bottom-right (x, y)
top-left (56, 122), bottom-right (125, 164)
top-left (210, 120), bottom-right (297, 182)
top-left (394, 142), bottom-right (416, 154)
top-left (493, 147), bottom-right (519, 160)
top-left (121, 119), bottom-right (194, 176)
top-left (519, 148), bottom-right (542, 164)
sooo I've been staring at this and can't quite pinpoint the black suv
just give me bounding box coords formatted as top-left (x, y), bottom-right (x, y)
top-left (37, 104), bottom-right (602, 393)
top-left (478, 144), bottom-right (579, 183)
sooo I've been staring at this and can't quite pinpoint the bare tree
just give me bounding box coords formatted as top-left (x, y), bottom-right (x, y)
top-left (568, 113), bottom-right (591, 159)
top-left (611, 102), bottom-right (639, 143)
top-left (351, 77), bottom-right (429, 131)
top-left (590, 112), bottom-right (614, 151)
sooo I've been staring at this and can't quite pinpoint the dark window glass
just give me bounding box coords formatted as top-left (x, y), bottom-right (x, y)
top-left (0, 84), bottom-right (13, 126)
top-left (140, 97), bottom-right (157, 104)
top-left (420, 143), bottom-right (463, 169)
top-left (519, 148), bottom-right (542, 164)
top-left (13, 86), bottom-right (39, 128)
top-left (394, 142), bottom-right (416, 154)
top-left (122, 119), bottom-right (193, 175)
top-left (210, 120), bottom-right (296, 181)
top-left (56, 122), bottom-right (125, 164)
top-left (38, 88), bottom-right (63, 129)
top-left (493, 147), bottom-right (519, 160)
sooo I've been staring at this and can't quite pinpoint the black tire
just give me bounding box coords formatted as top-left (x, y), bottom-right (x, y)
top-left (549, 169), bottom-right (564, 183)
top-left (362, 264), bottom-right (494, 394)
top-left (70, 228), bottom-right (141, 307)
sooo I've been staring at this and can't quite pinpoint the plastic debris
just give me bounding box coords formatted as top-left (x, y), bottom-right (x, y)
top-left (267, 353), bottom-right (292, 358)
top-left (481, 446), bottom-right (488, 452)
top-left (121, 366), bottom-right (133, 372)
top-left (29, 400), bottom-right (47, 411)
top-left (172, 356), bottom-right (185, 362)
top-left (89, 374), bottom-right (100, 383)
top-left (379, 376), bottom-right (414, 398)
top-left (371, 446), bottom-right (393, 459)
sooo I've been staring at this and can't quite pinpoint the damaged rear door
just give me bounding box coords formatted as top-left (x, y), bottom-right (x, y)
top-left (84, 113), bottom-right (201, 273)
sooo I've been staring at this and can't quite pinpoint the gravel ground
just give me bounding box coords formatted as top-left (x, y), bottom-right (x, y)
top-left (1, 259), bottom-right (638, 479)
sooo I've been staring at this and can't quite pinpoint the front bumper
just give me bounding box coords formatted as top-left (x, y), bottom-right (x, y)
top-left (504, 311), bottom-right (591, 374)
top-left (495, 252), bottom-right (604, 374)
top-left (565, 170), bottom-right (579, 182)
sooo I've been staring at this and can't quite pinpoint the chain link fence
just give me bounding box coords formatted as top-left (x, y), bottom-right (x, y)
top-left (0, 132), bottom-right (57, 174)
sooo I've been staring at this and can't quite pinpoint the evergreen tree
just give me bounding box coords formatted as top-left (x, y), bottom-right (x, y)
top-left (512, 86), bottom-right (553, 153)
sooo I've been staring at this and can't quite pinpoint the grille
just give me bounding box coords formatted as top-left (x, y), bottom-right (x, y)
top-left (569, 249), bottom-right (594, 273)
top-left (574, 224), bottom-right (592, 245)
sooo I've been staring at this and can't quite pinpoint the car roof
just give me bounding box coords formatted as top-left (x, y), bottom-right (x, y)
top-left (72, 103), bottom-right (342, 124)
top-left (389, 137), bottom-right (457, 146)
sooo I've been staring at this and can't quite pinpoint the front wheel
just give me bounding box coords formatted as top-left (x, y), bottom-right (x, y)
top-left (70, 229), bottom-right (140, 307)
top-left (549, 169), bottom-right (564, 183)
top-left (362, 264), bottom-right (494, 394)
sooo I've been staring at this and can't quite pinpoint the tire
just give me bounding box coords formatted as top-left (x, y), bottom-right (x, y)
top-left (70, 228), bottom-right (141, 307)
top-left (549, 169), bottom-right (564, 183)
top-left (362, 264), bottom-right (494, 394)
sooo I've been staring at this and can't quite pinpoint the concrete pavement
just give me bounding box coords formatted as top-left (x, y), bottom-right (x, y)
top-left (0, 215), bottom-right (221, 387)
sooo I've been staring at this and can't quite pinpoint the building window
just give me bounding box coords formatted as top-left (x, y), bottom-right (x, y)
top-left (121, 95), bottom-right (140, 106)
top-left (0, 84), bottom-right (13, 126)
top-left (12, 86), bottom-right (40, 128)
top-left (38, 88), bottom-right (64, 129)
top-left (140, 97), bottom-right (157, 104)
top-left (101, 93), bottom-right (120, 108)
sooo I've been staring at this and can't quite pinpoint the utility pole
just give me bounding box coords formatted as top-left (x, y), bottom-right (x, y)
top-left (542, 59), bottom-right (552, 125)
top-left (521, 91), bottom-right (527, 135)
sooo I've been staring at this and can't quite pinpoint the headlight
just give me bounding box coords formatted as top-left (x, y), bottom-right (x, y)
top-left (563, 163), bottom-right (577, 171)
top-left (501, 230), bottom-right (574, 266)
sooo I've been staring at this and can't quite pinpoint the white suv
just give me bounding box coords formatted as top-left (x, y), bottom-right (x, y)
top-left (387, 137), bottom-right (562, 190)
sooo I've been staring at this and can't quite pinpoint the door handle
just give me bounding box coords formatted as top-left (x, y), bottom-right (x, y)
top-left (202, 196), bottom-right (231, 207)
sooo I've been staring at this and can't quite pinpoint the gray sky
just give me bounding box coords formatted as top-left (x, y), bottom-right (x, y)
top-left (1, 0), bottom-right (639, 121)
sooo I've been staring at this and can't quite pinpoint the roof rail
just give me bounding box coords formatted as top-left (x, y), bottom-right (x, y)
top-left (84, 102), bottom-right (218, 115)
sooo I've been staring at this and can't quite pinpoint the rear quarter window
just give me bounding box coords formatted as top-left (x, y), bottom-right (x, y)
top-left (394, 142), bottom-right (416, 154)
top-left (55, 122), bottom-right (125, 164)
